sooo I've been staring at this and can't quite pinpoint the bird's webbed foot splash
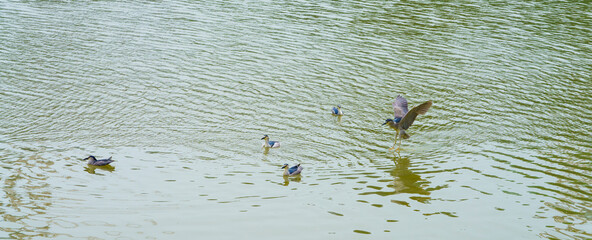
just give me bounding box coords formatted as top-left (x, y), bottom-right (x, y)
top-left (388, 143), bottom-right (400, 152)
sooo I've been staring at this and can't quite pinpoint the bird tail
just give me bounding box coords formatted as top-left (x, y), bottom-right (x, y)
top-left (400, 130), bottom-right (410, 139)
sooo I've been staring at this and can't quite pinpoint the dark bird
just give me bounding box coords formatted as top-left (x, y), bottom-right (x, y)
top-left (383, 95), bottom-right (432, 153)
top-left (261, 135), bottom-right (281, 148)
top-left (331, 105), bottom-right (343, 116)
top-left (282, 163), bottom-right (303, 176)
top-left (84, 156), bottom-right (114, 166)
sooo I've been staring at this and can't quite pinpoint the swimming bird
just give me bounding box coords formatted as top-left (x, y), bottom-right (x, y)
top-left (261, 135), bottom-right (280, 148)
top-left (383, 95), bottom-right (432, 153)
top-left (84, 155), bottom-right (114, 166)
top-left (282, 163), bottom-right (303, 176)
top-left (331, 105), bottom-right (343, 116)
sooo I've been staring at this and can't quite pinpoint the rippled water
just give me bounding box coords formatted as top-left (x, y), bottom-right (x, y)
top-left (1, 0), bottom-right (591, 239)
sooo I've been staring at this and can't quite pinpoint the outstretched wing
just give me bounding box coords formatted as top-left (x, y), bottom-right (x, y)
top-left (392, 95), bottom-right (408, 119)
top-left (400, 100), bottom-right (432, 130)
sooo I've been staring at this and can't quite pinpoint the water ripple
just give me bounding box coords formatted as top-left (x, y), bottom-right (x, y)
top-left (1, 0), bottom-right (591, 239)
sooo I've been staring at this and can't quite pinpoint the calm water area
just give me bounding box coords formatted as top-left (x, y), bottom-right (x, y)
top-left (1, 0), bottom-right (591, 239)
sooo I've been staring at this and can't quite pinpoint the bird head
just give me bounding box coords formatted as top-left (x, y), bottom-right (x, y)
top-left (83, 156), bottom-right (96, 161)
top-left (281, 163), bottom-right (288, 169)
top-left (337, 105), bottom-right (341, 109)
top-left (261, 135), bottom-right (269, 140)
top-left (382, 119), bottom-right (394, 125)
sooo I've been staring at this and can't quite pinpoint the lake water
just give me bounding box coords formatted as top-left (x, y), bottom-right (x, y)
top-left (1, 0), bottom-right (591, 239)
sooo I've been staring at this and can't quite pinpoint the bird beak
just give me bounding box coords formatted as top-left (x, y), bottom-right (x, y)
top-left (261, 137), bottom-right (265, 140)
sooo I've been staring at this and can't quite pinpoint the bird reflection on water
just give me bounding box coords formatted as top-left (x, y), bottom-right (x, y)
top-left (84, 165), bottom-right (115, 175)
top-left (387, 157), bottom-right (430, 196)
top-left (282, 175), bottom-right (302, 186)
top-left (359, 157), bottom-right (430, 197)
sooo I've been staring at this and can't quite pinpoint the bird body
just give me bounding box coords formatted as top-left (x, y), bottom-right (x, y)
top-left (84, 156), bottom-right (114, 166)
top-left (261, 135), bottom-right (280, 148)
top-left (384, 120), bottom-right (410, 139)
top-left (282, 163), bottom-right (303, 176)
top-left (331, 105), bottom-right (343, 116)
top-left (383, 95), bottom-right (432, 153)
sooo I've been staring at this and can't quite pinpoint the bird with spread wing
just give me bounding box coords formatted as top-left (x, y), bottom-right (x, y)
top-left (383, 95), bottom-right (432, 154)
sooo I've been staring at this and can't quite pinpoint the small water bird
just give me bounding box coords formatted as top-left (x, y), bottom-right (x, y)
top-left (383, 95), bottom-right (432, 153)
top-left (84, 155), bottom-right (114, 166)
top-left (282, 163), bottom-right (303, 176)
top-left (331, 105), bottom-right (344, 116)
top-left (261, 135), bottom-right (280, 148)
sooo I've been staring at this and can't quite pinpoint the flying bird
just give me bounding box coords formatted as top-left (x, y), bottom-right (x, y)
top-left (383, 95), bottom-right (432, 153)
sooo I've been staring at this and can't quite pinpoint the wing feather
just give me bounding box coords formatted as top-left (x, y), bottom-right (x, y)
top-left (392, 95), bottom-right (408, 119)
top-left (400, 100), bottom-right (432, 130)
top-left (289, 164), bottom-right (302, 175)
